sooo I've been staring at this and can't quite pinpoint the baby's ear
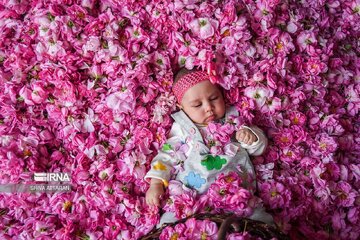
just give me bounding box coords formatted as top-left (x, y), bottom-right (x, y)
top-left (176, 103), bottom-right (183, 109)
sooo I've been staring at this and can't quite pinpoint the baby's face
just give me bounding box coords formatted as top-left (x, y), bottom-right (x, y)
top-left (180, 80), bottom-right (225, 125)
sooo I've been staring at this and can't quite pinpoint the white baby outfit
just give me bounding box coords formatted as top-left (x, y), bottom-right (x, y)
top-left (145, 106), bottom-right (273, 226)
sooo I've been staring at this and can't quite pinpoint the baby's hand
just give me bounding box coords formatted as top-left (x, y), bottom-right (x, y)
top-left (236, 128), bottom-right (258, 145)
top-left (145, 180), bottom-right (164, 206)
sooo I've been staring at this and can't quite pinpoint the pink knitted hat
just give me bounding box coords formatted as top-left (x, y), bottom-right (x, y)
top-left (172, 71), bottom-right (210, 103)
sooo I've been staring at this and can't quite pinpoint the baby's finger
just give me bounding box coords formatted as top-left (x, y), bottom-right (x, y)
top-left (250, 134), bottom-right (257, 144)
top-left (245, 134), bottom-right (252, 144)
top-left (248, 134), bottom-right (254, 144)
top-left (243, 134), bottom-right (250, 144)
top-left (153, 197), bottom-right (160, 206)
top-left (148, 197), bottom-right (154, 206)
top-left (237, 131), bottom-right (244, 141)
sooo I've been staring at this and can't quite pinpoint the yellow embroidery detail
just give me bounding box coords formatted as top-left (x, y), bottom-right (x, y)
top-left (162, 180), bottom-right (169, 187)
top-left (153, 162), bottom-right (167, 171)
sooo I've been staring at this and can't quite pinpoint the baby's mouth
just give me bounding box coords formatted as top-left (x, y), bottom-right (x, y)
top-left (205, 114), bottom-right (215, 122)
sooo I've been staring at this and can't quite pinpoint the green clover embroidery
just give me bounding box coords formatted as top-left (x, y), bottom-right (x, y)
top-left (201, 155), bottom-right (227, 170)
top-left (162, 143), bottom-right (172, 151)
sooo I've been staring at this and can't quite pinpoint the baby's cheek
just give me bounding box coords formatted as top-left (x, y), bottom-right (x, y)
top-left (219, 103), bottom-right (226, 116)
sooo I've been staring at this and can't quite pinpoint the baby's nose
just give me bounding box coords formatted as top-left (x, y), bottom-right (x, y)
top-left (204, 102), bottom-right (213, 112)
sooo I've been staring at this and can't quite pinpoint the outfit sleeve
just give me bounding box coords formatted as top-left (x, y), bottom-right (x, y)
top-left (144, 122), bottom-right (189, 187)
top-left (239, 125), bottom-right (268, 156)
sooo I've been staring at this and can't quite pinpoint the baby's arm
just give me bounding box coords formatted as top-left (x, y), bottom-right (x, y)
top-left (146, 178), bottom-right (165, 206)
top-left (144, 122), bottom-right (186, 206)
top-left (236, 126), bottom-right (268, 156)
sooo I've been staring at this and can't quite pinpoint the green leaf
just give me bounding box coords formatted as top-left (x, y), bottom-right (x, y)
top-left (47, 13), bottom-right (55, 22)
top-left (67, 20), bottom-right (74, 28)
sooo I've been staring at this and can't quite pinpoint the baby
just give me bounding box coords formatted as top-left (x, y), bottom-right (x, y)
top-left (145, 69), bottom-right (272, 225)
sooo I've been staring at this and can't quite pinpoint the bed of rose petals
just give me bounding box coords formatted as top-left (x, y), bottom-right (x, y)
top-left (159, 217), bottom-right (268, 240)
top-left (159, 217), bottom-right (258, 240)
top-left (0, 0), bottom-right (359, 239)
top-left (163, 172), bottom-right (256, 221)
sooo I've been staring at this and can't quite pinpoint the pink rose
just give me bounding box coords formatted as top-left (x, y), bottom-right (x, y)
top-left (189, 18), bottom-right (219, 39)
